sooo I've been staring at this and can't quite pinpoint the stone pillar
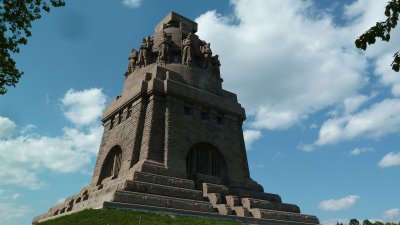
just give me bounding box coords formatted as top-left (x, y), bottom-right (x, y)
top-left (139, 95), bottom-right (166, 164)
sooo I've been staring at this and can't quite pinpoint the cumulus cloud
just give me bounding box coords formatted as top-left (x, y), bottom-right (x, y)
top-left (319, 195), bottom-right (359, 211)
top-left (384, 208), bottom-right (400, 220)
top-left (196, 0), bottom-right (368, 131)
top-left (243, 129), bottom-right (262, 150)
top-left (350, 147), bottom-right (374, 156)
top-left (344, 95), bottom-right (371, 115)
top-left (0, 117), bottom-right (16, 138)
top-left (61, 88), bottom-right (107, 127)
top-left (306, 0), bottom-right (400, 147)
top-left (0, 88), bottom-right (105, 189)
top-left (346, 0), bottom-right (400, 97)
top-left (378, 152), bottom-right (400, 168)
top-left (122, 0), bottom-right (141, 8)
top-left (194, 0), bottom-right (400, 149)
top-left (316, 99), bottom-right (400, 146)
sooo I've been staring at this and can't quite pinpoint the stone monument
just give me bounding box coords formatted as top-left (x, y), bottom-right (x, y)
top-left (33, 12), bottom-right (320, 225)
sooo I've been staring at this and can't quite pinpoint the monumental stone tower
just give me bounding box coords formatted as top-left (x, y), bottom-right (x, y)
top-left (33, 12), bottom-right (319, 225)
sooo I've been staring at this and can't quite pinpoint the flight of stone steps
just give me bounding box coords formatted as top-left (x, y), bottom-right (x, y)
top-left (104, 171), bottom-right (320, 225)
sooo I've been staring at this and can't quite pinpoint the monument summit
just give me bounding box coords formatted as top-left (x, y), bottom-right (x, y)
top-left (33, 12), bottom-right (320, 225)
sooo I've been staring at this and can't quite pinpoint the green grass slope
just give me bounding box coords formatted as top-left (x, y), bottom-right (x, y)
top-left (38, 209), bottom-right (245, 225)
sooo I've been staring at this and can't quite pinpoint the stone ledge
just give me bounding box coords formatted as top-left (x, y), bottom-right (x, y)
top-left (251, 208), bottom-right (320, 224)
top-left (123, 180), bottom-right (204, 200)
top-left (134, 171), bottom-right (195, 189)
top-left (242, 198), bottom-right (300, 213)
top-left (113, 191), bottom-right (215, 213)
top-left (230, 187), bottom-right (282, 203)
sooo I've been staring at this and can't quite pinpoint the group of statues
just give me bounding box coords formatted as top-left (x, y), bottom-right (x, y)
top-left (127, 36), bottom-right (153, 73)
top-left (126, 31), bottom-right (221, 78)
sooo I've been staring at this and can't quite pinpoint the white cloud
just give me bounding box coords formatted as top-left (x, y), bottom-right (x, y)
top-left (0, 190), bottom-right (20, 201)
top-left (384, 208), bottom-right (400, 220)
top-left (251, 107), bottom-right (301, 130)
top-left (10, 194), bottom-right (21, 200)
top-left (307, 0), bottom-right (400, 147)
top-left (310, 123), bottom-right (318, 129)
top-left (0, 117), bottom-right (16, 138)
top-left (0, 88), bottom-right (105, 189)
top-left (0, 203), bottom-right (30, 223)
top-left (57, 198), bottom-right (66, 204)
top-left (61, 88), bottom-right (107, 127)
top-left (196, 0), bottom-right (368, 130)
top-left (319, 195), bottom-right (359, 211)
top-left (344, 95), bottom-right (370, 115)
top-left (375, 53), bottom-right (400, 97)
top-left (243, 129), bottom-right (262, 150)
top-left (378, 152), bottom-right (400, 168)
top-left (316, 99), bottom-right (400, 145)
top-left (122, 0), bottom-right (141, 8)
top-left (350, 147), bottom-right (374, 156)
top-left (301, 144), bottom-right (314, 152)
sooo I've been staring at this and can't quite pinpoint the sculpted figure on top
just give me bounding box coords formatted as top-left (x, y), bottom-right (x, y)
top-left (138, 36), bottom-right (153, 68)
top-left (181, 32), bottom-right (194, 65)
top-left (126, 48), bottom-right (138, 74)
top-left (124, 14), bottom-right (222, 79)
top-left (158, 31), bottom-right (171, 64)
top-left (201, 42), bottom-right (212, 69)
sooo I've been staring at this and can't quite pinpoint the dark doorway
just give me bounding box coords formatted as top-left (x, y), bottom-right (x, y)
top-left (97, 146), bottom-right (122, 185)
top-left (186, 143), bottom-right (226, 180)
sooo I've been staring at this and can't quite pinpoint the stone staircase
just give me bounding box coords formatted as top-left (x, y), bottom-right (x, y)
top-left (103, 171), bottom-right (218, 215)
top-left (201, 182), bottom-right (319, 224)
top-left (102, 171), bottom-right (320, 225)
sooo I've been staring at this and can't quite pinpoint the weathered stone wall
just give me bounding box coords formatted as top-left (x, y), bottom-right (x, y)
top-left (92, 97), bottom-right (146, 186)
top-left (163, 95), bottom-right (250, 184)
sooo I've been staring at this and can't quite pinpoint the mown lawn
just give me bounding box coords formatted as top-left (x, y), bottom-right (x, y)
top-left (38, 209), bottom-right (246, 225)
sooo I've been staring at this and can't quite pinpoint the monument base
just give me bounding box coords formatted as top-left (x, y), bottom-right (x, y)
top-left (33, 169), bottom-right (319, 225)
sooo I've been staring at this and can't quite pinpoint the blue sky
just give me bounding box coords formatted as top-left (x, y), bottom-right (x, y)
top-left (1, 0), bottom-right (400, 224)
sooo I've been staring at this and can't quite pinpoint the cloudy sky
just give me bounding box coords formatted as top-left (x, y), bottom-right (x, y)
top-left (1, 0), bottom-right (400, 224)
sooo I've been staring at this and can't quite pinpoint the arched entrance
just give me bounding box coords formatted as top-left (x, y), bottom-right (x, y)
top-left (186, 143), bottom-right (226, 181)
top-left (97, 146), bottom-right (122, 185)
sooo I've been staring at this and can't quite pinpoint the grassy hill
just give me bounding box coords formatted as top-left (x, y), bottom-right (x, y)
top-left (37, 209), bottom-right (245, 225)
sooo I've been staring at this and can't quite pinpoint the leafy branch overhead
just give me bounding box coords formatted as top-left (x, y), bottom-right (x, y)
top-left (355, 0), bottom-right (400, 72)
top-left (0, 0), bottom-right (65, 95)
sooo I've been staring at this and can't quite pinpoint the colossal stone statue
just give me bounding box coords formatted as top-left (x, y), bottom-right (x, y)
top-left (127, 48), bottom-right (138, 74)
top-left (138, 37), bottom-right (153, 67)
top-left (182, 32), bottom-right (194, 65)
top-left (201, 42), bottom-right (212, 69)
top-left (158, 31), bottom-right (171, 64)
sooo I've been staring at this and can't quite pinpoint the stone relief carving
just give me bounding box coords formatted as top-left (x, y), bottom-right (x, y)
top-left (182, 33), bottom-right (194, 65)
top-left (158, 31), bottom-right (171, 64)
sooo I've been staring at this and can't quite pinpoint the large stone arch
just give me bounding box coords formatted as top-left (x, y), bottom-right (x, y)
top-left (186, 143), bottom-right (227, 181)
top-left (97, 145), bottom-right (122, 185)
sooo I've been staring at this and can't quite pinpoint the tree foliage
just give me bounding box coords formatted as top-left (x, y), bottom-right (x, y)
top-left (342, 219), bottom-right (400, 225)
top-left (350, 219), bottom-right (361, 225)
top-left (363, 219), bottom-right (373, 225)
top-left (355, 0), bottom-right (400, 72)
top-left (0, 0), bottom-right (65, 95)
